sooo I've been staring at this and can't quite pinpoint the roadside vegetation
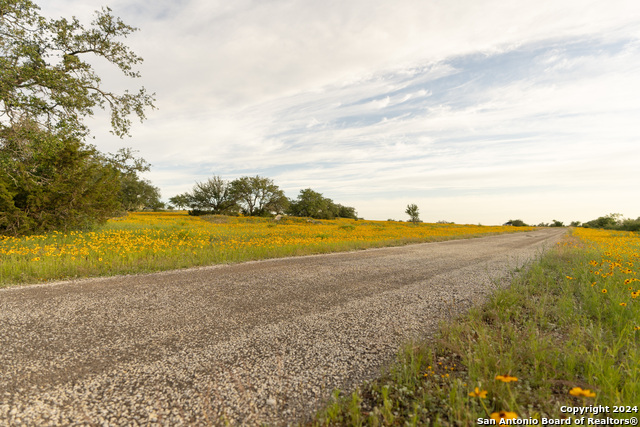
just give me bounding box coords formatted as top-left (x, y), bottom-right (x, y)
top-left (309, 227), bottom-right (640, 426)
top-left (0, 1), bottom-right (158, 236)
top-left (0, 211), bottom-right (536, 287)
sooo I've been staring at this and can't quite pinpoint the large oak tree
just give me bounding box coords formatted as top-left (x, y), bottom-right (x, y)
top-left (0, 0), bottom-right (156, 235)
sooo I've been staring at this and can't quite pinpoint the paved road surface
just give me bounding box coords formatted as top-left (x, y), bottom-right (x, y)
top-left (0, 228), bottom-right (565, 425)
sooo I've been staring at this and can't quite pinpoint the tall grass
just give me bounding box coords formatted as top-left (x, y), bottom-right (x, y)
top-left (310, 229), bottom-right (640, 425)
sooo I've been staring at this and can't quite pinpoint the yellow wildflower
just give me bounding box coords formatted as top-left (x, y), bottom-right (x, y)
top-left (569, 387), bottom-right (596, 397)
top-left (491, 411), bottom-right (518, 422)
top-left (468, 387), bottom-right (488, 398)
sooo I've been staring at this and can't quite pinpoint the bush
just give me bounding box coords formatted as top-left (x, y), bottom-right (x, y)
top-left (504, 219), bottom-right (528, 227)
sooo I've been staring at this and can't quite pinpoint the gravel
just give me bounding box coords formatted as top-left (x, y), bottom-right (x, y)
top-left (0, 228), bottom-right (566, 426)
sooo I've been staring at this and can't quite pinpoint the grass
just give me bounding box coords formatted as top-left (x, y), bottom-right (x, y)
top-left (0, 211), bottom-right (536, 287)
top-left (308, 228), bottom-right (640, 426)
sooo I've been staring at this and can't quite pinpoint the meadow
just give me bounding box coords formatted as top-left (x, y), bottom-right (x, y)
top-left (311, 227), bottom-right (640, 425)
top-left (0, 212), bottom-right (536, 287)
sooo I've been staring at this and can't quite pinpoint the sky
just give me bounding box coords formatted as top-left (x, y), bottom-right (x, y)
top-left (39, 0), bottom-right (640, 225)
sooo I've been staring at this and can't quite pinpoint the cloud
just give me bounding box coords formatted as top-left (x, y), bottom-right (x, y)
top-left (34, 1), bottom-right (640, 222)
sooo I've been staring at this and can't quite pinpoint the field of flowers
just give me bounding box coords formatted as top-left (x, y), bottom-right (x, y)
top-left (570, 227), bottom-right (640, 333)
top-left (312, 227), bottom-right (640, 425)
top-left (0, 212), bottom-right (536, 286)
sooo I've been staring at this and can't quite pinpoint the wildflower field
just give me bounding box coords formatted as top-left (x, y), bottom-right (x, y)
top-left (0, 212), bottom-right (535, 287)
top-left (312, 227), bottom-right (640, 425)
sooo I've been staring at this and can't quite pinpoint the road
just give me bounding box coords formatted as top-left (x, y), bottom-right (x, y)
top-left (0, 228), bottom-right (565, 426)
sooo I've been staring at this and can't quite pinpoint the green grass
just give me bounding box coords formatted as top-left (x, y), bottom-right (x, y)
top-left (307, 231), bottom-right (640, 426)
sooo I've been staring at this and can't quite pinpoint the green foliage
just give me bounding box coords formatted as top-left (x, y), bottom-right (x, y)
top-left (581, 213), bottom-right (640, 231)
top-left (107, 148), bottom-right (162, 211)
top-left (168, 193), bottom-right (191, 210)
top-left (287, 188), bottom-right (358, 220)
top-left (620, 218), bottom-right (640, 232)
top-left (504, 219), bottom-right (528, 227)
top-left (229, 175), bottom-right (288, 216)
top-left (0, 121), bottom-right (121, 234)
top-left (174, 180), bottom-right (358, 219)
top-left (188, 176), bottom-right (238, 215)
top-left (336, 204), bottom-right (358, 220)
top-left (0, 0), bottom-right (155, 138)
top-left (405, 204), bottom-right (420, 223)
top-left (119, 176), bottom-right (163, 211)
top-left (177, 175), bottom-right (289, 217)
top-left (0, 1), bottom-right (156, 235)
top-left (0, 170), bottom-right (31, 235)
top-left (288, 188), bottom-right (332, 219)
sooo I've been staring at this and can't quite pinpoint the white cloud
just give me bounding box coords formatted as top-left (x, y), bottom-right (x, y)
top-left (33, 1), bottom-right (640, 223)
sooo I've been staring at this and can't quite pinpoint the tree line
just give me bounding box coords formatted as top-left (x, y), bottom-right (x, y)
top-left (169, 176), bottom-right (358, 220)
top-left (579, 213), bottom-right (640, 232)
top-left (504, 214), bottom-right (640, 231)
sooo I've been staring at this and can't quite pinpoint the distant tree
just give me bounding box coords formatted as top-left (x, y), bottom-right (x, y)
top-left (569, 221), bottom-right (581, 227)
top-left (187, 176), bottom-right (238, 214)
top-left (620, 217), bottom-right (640, 232)
top-left (581, 213), bottom-right (640, 231)
top-left (230, 176), bottom-right (287, 216)
top-left (107, 148), bottom-right (161, 211)
top-left (505, 219), bottom-right (528, 227)
top-left (583, 213), bottom-right (622, 229)
top-left (405, 204), bottom-right (420, 223)
top-left (288, 188), bottom-right (332, 219)
top-left (288, 188), bottom-right (357, 219)
top-left (169, 194), bottom-right (192, 210)
top-left (120, 177), bottom-right (162, 211)
top-left (335, 204), bottom-right (358, 220)
top-left (550, 219), bottom-right (564, 227)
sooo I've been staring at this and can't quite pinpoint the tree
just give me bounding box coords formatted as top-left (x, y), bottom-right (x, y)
top-left (335, 204), bottom-right (358, 220)
top-left (1, 1), bottom-right (155, 138)
top-left (119, 176), bottom-right (163, 211)
top-left (288, 188), bottom-right (358, 220)
top-left (505, 219), bottom-right (528, 227)
top-left (169, 193), bottom-right (191, 210)
top-left (288, 188), bottom-right (332, 219)
top-left (405, 204), bottom-right (420, 223)
top-left (0, 1), bottom-right (155, 234)
top-left (188, 176), bottom-right (238, 214)
top-left (106, 148), bottom-right (162, 211)
top-left (230, 176), bottom-right (288, 216)
top-left (0, 123), bottom-right (122, 234)
top-left (583, 213), bottom-right (622, 229)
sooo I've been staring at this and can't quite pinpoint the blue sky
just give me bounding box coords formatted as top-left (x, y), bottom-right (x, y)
top-left (40, 1), bottom-right (640, 224)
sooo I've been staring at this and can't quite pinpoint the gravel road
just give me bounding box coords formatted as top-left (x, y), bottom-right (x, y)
top-left (0, 228), bottom-right (565, 426)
